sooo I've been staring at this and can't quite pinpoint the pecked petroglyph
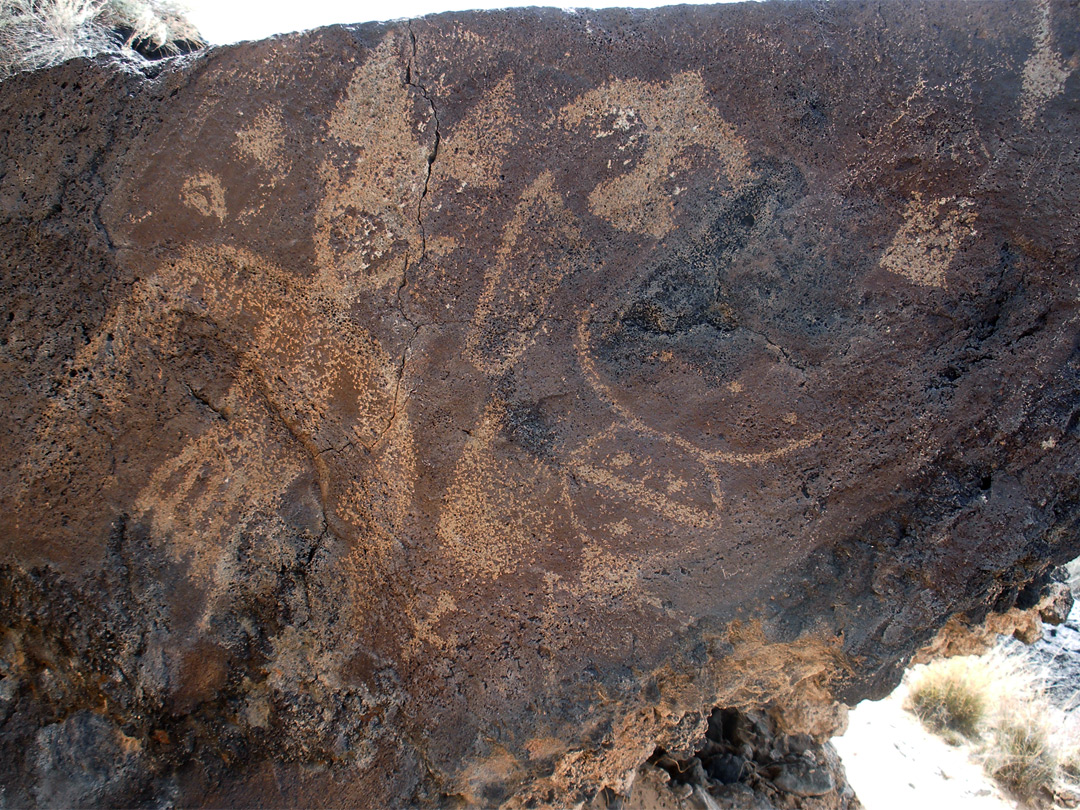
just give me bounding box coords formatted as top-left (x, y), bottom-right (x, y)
top-left (156, 245), bottom-right (403, 450)
top-left (574, 314), bottom-right (823, 468)
top-left (315, 34), bottom-right (434, 295)
top-left (180, 171), bottom-right (227, 221)
top-left (560, 71), bottom-right (751, 239)
top-left (878, 194), bottom-right (978, 288)
top-left (568, 422), bottom-right (725, 531)
top-left (16, 240), bottom-right (412, 584)
top-left (438, 401), bottom-right (578, 582)
top-left (1020, 0), bottom-right (1075, 125)
top-left (3, 4), bottom-right (1079, 807)
top-left (131, 382), bottom-right (305, 582)
top-left (234, 104), bottom-right (292, 184)
top-left (438, 71), bottom-right (519, 190)
top-left (465, 171), bottom-right (586, 374)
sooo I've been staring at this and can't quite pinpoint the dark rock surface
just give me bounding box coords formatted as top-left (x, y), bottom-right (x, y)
top-left (1, 0), bottom-right (1079, 806)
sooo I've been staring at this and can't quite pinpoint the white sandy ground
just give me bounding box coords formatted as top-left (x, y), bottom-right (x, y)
top-left (833, 683), bottom-right (1018, 810)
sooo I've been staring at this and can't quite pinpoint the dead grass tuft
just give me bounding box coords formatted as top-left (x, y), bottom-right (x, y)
top-left (905, 654), bottom-right (998, 740)
top-left (0, 0), bottom-right (202, 79)
top-left (985, 704), bottom-right (1059, 801)
top-left (905, 647), bottom-right (1080, 805)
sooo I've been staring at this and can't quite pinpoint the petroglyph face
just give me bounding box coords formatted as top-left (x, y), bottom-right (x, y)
top-left (438, 73), bottom-right (831, 595)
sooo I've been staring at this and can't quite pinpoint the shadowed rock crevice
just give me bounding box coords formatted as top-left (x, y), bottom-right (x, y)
top-left (637, 706), bottom-right (859, 810)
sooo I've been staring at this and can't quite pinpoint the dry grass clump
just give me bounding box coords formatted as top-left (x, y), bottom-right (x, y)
top-left (906, 654), bottom-right (997, 740)
top-left (905, 649), bottom-right (1080, 805)
top-left (0, 0), bottom-right (202, 80)
top-left (985, 704), bottom-right (1059, 800)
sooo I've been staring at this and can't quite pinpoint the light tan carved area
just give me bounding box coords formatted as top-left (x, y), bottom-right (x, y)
top-left (559, 71), bottom-right (752, 239)
top-left (15, 240), bottom-right (412, 596)
top-left (438, 71), bottom-right (519, 190)
top-left (568, 422), bottom-right (724, 532)
top-left (234, 104), bottom-right (292, 184)
top-left (148, 245), bottom-right (419, 631)
top-left (180, 171), bottom-right (227, 222)
top-left (431, 400), bottom-right (699, 674)
top-left (1020, 0), bottom-right (1076, 125)
top-left (878, 194), bottom-right (978, 288)
top-left (464, 171), bottom-right (587, 374)
top-left (402, 591), bottom-right (458, 663)
top-left (437, 401), bottom-right (577, 582)
top-left (439, 87), bottom-right (818, 616)
top-left (315, 33), bottom-right (432, 296)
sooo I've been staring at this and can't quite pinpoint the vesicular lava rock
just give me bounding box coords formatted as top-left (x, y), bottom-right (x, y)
top-left (1, 0), bottom-right (1079, 806)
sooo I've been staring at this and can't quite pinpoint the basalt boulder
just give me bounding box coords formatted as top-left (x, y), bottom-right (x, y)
top-left (1, 0), bottom-right (1079, 806)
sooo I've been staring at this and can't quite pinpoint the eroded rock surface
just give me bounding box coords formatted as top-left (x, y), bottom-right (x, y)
top-left (622, 706), bottom-right (860, 810)
top-left (1, 0), bottom-right (1079, 806)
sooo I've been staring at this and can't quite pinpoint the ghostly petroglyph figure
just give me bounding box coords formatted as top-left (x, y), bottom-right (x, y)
top-left (435, 73), bottom-right (821, 608)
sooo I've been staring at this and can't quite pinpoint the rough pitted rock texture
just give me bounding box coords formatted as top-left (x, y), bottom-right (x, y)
top-left (1, 1), bottom-right (1079, 806)
top-left (626, 707), bottom-right (860, 810)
